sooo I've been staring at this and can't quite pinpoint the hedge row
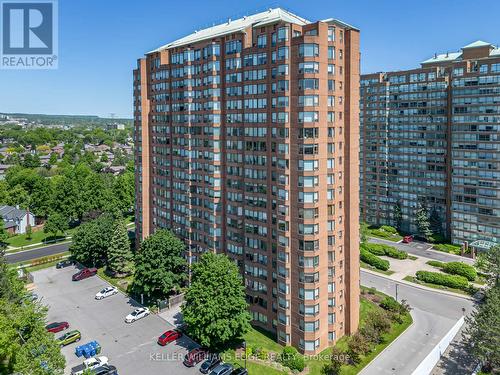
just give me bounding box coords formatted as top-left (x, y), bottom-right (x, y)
top-left (443, 262), bottom-right (477, 281)
top-left (361, 243), bottom-right (408, 260)
top-left (360, 249), bottom-right (390, 271)
top-left (427, 260), bottom-right (445, 268)
top-left (415, 270), bottom-right (469, 290)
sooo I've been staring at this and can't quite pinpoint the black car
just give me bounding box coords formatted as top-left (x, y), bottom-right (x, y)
top-left (92, 365), bottom-right (117, 375)
top-left (229, 368), bottom-right (248, 375)
top-left (56, 260), bottom-right (74, 269)
top-left (200, 354), bottom-right (221, 374)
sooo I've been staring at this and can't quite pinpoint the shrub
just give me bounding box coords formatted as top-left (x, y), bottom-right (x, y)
top-left (380, 296), bottom-right (400, 312)
top-left (380, 225), bottom-right (398, 234)
top-left (360, 249), bottom-right (390, 271)
top-left (258, 348), bottom-right (268, 361)
top-left (416, 270), bottom-right (469, 290)
top-left (433, 243), bottom-right (461, 254)
top-left (370, 229), bottom-right (393, 239)
top-left (280, 346), bottom-right (305, 372)
top-left (362, 243), bottom-right (408, 260)
top-left (443, 262), bottom-right (477, 281)
top-left (427, 260), bottom-right (445, 268)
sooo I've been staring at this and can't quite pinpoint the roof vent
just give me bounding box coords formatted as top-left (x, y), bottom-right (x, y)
top-left (268, 8), bottom-right (272, 12)
top-left (434, 53), bottom-right (437, 59)
top-left (446, 51), bottom-right (449, 57)
top-left (227, 18), bottom-right (231, 24)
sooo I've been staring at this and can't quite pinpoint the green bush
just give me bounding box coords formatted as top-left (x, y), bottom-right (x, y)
top-left (433, 243), bottom-right (462, 254)
top-left (443, 262), bottom-right (477, 281)
top-left (380, 296), bottom-right (400, 312)
top-left (258, 348), bottom-right (268, 360)
top-left (427, 260), bottom-right (445, 268)
top-left (362, 243), bottom-right (408, 259)
top-left (370, 229), bottom-right (393, 239)
top-left (380, 225), bottom-right (398, 234)
top-left (416, 270), bottom-right (469, 290)
top-left (280, 346), bottom-right (305, 372)
top-left (360, 249), bottom-right (390, 271)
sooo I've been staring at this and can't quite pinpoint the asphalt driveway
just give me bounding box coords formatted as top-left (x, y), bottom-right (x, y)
top-left (33, 266), bottom-right (198, 375)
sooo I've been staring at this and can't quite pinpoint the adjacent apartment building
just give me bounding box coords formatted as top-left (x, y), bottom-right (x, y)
top-left (133, 8), bottom-right (360, 353)
top-left (360, 41), bottom-right (500, 247)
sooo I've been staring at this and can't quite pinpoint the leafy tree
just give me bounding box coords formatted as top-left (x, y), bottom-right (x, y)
top-left (475, 245), bottom-right (500, 288)
top-left (30, 178), bottom-right (53, 218)
top-left (182, 252), bottom-right (250, 350)
top-left (107, 219), bottom-right (133, 276)
top-left (429, 207), bottom-right (442, 235)
top-left (112, 172), bottom-right (135, 214)
top-left (322, 347), bottom-right (348, 375)
top-left (279, 346), bottom-right (305, 372)
top-left (360, 222), bottom-right (369, 243)
top-left (132, 230), bottom-right (187, 299)
top-left (25, 225), bottom-right (32, 240)
top-left (347, 333), bottom-right (371, 364)
top-left (51, 175), bottom-right (79, 221)
top-left (0, 218), bottom-right (9, 249)
top-left (48, 152), bottom-right (58, 166)
top-left (44, 212), bottom-right (68, 238)
top-left (393, 202), bottom-right (403, 231)
top-left (464, 285), bottom-right (500, 371)
top-left (70, 214), bottom-right (114, 266)
top-left (6, 184), bottom-right (29, 208)
top-left (415, 200), bottom-right (432, 241)
top-left (22, 153), bottom-right (41, 168)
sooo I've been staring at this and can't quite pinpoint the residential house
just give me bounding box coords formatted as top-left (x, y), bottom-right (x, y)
top-left (0, 205), bottom-right (36, 234)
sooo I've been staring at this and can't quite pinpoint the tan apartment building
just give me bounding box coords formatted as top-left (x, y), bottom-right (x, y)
top-left (133, 8), bottom-right (360, 353)
top-left (360, 41), bottom-right (500, 248)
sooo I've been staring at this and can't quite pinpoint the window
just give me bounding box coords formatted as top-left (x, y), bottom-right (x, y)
top-left (299, 192), bottom-right (318, 203)
top-left (299, 79), bottom-right (319, 90)
top-left (300, 319), bottom-right (319, 332)
top-left (298, 223), bottom-right (319, 235)
top-left (453, 67), bottom-right (464, 77)
top-left (301, 339), bottom-right (320, 351)
top-left (328, 64), bottom-right (335, 75)
top-left (492, 63), bottom-right (500, 72)
top-left (299, 303), bottom-right (319, 316)
top-left (257, 34), bottom-right (267, 48)
top-left (328, 46), bottom-right (335, 59)
top-left (298, 159), bottom-right (319, 171)
top-left (298, 176), bottom-right (319, 187)
top-left (328, 27), bottom-right (335, 41)
top-left (299, 95), bottom-right (319, 106)
top-left (299, 287), bottom-right (319, 300)
top-left (298, 111), bottom-right (319, 123)
top-left (277, 27), bottom-right (289, 42)
top-left (225, 40), bottom-right (241, 54)
top-left (299, 43), bottom-right (319, 57)
top-left (299, 62), bottom-right (319, 74)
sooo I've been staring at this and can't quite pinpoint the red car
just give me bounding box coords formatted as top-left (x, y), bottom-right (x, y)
top-left (403, 235), bottom-right (414, 243)
top-left (157, 330), bottom-right (182, 346)
top-left (72, 268), bottom-right (98, 281)
top-left (45, 321), bottom-right (69, 333)
top-left (183, 348), bottom-right (208, 367)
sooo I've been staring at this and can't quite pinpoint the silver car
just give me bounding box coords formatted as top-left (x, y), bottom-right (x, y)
top-left (209, 363), bottom-right (233, 375)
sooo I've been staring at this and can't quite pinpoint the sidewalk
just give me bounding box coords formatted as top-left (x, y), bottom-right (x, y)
top-left (5, 238), bottom-right (72, 253)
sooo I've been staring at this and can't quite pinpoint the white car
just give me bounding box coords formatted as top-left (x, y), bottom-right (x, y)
top-left (95, 286), bottom-right (118, 300)
top-left (125, 307), bottom-right (150, 323)
top-left (71, 356), bottom-right (109, 375)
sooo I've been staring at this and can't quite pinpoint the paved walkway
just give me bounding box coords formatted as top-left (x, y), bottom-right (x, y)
top-left (380, 254), bottom-right (436, 281)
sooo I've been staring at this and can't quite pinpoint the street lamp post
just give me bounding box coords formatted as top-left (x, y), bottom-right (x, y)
top-left (395, 283), bottom-right (399, 302)
top-left (243, 340), bottom-right (247, 369)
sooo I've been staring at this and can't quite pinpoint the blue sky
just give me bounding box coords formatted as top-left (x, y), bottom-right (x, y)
top-left (1, 0), bottom-right (499, 118)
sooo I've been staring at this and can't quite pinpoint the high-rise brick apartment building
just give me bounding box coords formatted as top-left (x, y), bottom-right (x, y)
top-left (133, 8), bottom-right (360, 353)
top-left (360, 41), bottom-right (499, 247)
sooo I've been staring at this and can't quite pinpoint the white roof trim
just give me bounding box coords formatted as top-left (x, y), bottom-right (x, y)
top-left (462, 40), bottom-right (492, 49)
top-left (148, 8), bottom-right (309, 54)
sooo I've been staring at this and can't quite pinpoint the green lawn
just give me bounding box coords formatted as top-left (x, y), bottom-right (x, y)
top-left (360, 261), bottom-right (395, 276)
top-left (367, 227), bottom-right (403, 242)
top-left (6, 230), bottom-right (67, 248)
top-left (403, 275), bottom-right (475, 296)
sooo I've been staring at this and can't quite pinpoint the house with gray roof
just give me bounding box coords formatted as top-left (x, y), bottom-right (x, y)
top-left (0, 205), bottom-right (35, 234)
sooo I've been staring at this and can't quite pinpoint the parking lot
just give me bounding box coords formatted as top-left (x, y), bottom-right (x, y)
top-left (33, 265), bottom-right (198, 375)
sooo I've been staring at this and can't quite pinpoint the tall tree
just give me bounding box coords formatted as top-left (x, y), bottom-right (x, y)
top-left (70, 214), bottom-right (114, 266)
top-left (182, 252), bottom-right (251, 351)
top-left (464, 285), bottom-right (500, 371)
top-left (393, 202), bottom-right (403, 231)
top-left (415, 200), bottom-right (432, 241)
top-left (0, 218), bottom-right (9, 249)
top-left (30, 178), bottom-right (53, 219)
top-left (429, 207), bottom-right (442, 235)
top-left (360, 222), bottom-right (369, 243)
top-left (132, 230), bottom-right (187, 299)
top-left (43, 212), bottom-right (68, 239)
top-left (107, 219), bottom-right (133, 276)
top-left (112, 172), bottom-right (135, 214)
top-left (475, 245), bottom-right (500, 288)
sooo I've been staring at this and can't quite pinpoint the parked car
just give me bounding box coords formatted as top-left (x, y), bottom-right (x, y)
top-left (45, 321), bottom-right (69, 333)
top-left (209, 364), bottom-right (233, 375)
top-left (229, 368), bottom-right (248, 375)
top-left (57, 330), bottom-right (81, 346)
top-left (56, 259), bottom-right (74, 269)
top-left (72, 268), bottom-right (98, 281)
top-left (157, 329), bottom-right (182, 346)
top-left (124, 307), bottom-right (150, 323)
top-left (183, 348), bottom-right (208, 367)
top-left (95, 286), bottom-right (118, 300)
top-left (71, 356), bottom-right (109, 375)
top-left (200, 354), bottom-right (221, 374)
top-left (91, 364), bottom-right (117, 375)
top-left (403, 235), bottom-right (414, 243)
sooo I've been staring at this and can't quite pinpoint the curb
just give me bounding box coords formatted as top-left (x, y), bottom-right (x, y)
top-left (358, 316), bottom-right (415, 375)
top-left (361, 269), bottom-right (475, 301)
top-left (5, 240), bottom-right (73, 254)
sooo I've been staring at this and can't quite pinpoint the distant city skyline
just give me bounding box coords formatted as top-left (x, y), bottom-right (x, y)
top-left (0, 0), bottom-right (499, 117)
